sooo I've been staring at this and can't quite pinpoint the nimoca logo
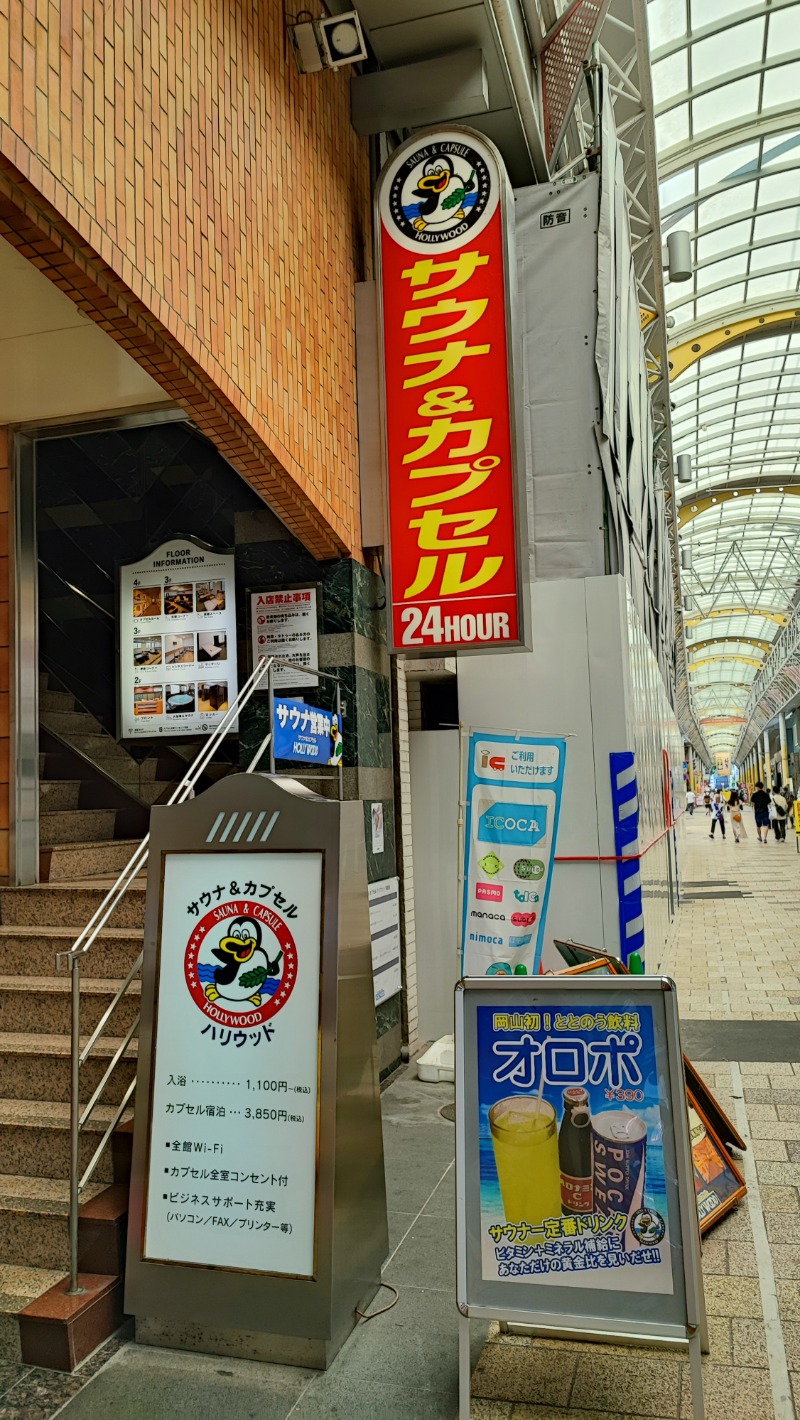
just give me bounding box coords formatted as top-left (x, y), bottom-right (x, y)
top-left (184, 900), bottom-right (297, 1029)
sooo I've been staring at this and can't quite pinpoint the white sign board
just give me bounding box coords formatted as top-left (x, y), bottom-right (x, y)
top-left (368, 876), bottom-right (402, 1005)
top-left (118, 538), bottom-right (237, 738)
top-left (143, 851), bottom-right (322, 1277)
top-left (250, 588), bottom-right (319, 690)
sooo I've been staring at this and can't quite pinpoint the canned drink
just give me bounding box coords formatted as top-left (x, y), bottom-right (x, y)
top-left (591, 1111), bottom-right (647, 1218)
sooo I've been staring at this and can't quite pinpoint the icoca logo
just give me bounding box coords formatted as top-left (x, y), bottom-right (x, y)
top-left (477, 802), bottom-right (547, 847)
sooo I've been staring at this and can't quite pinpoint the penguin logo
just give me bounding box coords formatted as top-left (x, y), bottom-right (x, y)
top-left (184, 902), bottom-right (298, 1028)
top-left (387, 138), bottom-right (492, 246)
top-left (198, 917), bottom-right (282, 1009)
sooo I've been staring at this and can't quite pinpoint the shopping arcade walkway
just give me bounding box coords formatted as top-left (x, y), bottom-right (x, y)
top-left (2, 807), bottom-right (800, 1419)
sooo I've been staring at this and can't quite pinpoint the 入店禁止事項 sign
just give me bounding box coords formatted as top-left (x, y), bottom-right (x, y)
top-left (250, 588), bottom-right (319, 691)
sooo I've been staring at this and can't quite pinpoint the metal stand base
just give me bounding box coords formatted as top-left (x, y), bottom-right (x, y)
top-left (689, 1329), bottom-right (705, 1419)
top-left (458, 1311), bottom-right (471, 1419)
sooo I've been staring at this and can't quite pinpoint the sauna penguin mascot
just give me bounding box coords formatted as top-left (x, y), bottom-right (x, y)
top-left (199, 918), bottom-right (282, 1008)
top-left (411, 156), bottom-right (476, 231)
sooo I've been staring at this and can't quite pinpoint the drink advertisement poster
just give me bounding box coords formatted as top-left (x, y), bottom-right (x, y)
top-left (118, 537), bottom-right (238, 739)
top-left (142, 851), bottom-right (322, 1278)
top-left (461, 730), bottom-right (565, 976)
top-left (476, 1000), bottom-right (673, 1295)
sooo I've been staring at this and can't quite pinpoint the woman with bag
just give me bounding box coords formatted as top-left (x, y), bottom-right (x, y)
top-left (728, 787), bottom-right (745, 843)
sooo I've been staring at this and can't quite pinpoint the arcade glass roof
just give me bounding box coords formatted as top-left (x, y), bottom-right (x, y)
top-left (647, 0), bottom-right (800, 762)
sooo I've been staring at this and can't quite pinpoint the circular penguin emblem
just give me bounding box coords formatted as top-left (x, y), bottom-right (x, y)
top-left (184, 903), bottom-right (298, 1028)
top-left (387, 139), bottom-right (493, 246)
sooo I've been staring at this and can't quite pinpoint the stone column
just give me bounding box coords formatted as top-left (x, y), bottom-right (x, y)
top-left (779, 710), bottom-right (790, 790)
top-left (763, 730), bottom-right (772, 789)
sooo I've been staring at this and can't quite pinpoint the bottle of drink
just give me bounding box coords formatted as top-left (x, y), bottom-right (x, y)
top-left (558, 1087), bottom-right (593, 1215)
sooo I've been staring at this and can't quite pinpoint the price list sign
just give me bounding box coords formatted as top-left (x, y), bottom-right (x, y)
top-left (143, 851), bottom-right (322, 1278)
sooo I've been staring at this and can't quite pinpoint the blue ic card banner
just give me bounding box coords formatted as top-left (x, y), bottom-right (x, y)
top-left (461, 731), bottom-right (565, 977)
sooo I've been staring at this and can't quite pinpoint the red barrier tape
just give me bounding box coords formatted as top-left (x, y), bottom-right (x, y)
top-left (554, 822), bottom-right (674, 864)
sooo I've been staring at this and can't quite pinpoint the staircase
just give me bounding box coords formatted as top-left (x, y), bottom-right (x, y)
top-left (0, 876), bottom-right (143, 1364)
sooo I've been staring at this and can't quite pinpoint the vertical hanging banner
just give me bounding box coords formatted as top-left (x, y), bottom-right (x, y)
top-left (376, 127), bottom-right (527, 654)
top-left (462, 730), bottom-right (565, 977)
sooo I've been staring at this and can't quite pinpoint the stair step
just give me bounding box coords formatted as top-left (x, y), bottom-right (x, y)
top-left (0, 1263), bottom-right (66, 1362)
top-left (0, 1098), bottom-right (131, 1183)
top-left (0, 1031), bottom-right (137, 1103)
top-left (0, 883), bottom-right (146, 929)
top-left (42, 839), bottom-right (142, 883)
top-left (41, 711), bottom-right (101, 735)
top-left (39, 690), bottom-right (77, 713)
top-left (39, 781), bottom-right (82, 813)
top-left (0, 1174), bottom-right (106, 1271)
top-left (92, 753), bottom-right (160, 782)
top-left (0, 976), bottom-right (140, 1036)
top-left (39, 809), bottom-right (118, 846)
top-left (0, 925), bottom-right (143, 978)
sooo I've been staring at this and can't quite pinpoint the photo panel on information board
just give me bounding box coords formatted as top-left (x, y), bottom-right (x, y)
top-left (458, 979), bottom-right (694, 1334)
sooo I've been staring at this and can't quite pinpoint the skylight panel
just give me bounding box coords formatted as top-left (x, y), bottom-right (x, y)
top-left (648, 0), bottom-right (688, 51)
top-left (692, 78), bottom-right (761, 137)
top-left (759, 169), bottom-right (800, 205)
top-left (762, 60), bottom-right (800, 111)
top-left (696, 283), bottom-right (746, 316)
top-left (697, 221), bottom-right (754, 259)
top-left (691, 20), bottom-right (765, 88)
top-left (754, 206), bottom-right (800, 242)
top-left (749, 238), bottom-right (800, 271)
top-left (767, 10), bottom-right (800, 58)
top-left (652, 49), bottom-right (688, 105)
top-left (698, 182), bottom-right (758, 227)
top-left (656, 103), bottom-right (690, 149)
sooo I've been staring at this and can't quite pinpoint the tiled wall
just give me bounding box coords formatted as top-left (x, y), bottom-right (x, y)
top-left (0, 1), bottom-right (371, 556)
top-left (0, 428), bottom-right (8, 881)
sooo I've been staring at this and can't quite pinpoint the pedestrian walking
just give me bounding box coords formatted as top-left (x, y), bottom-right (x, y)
top-left (727, 786), bottom-right (746, 842)
top-left (750, 780), bottom-right (771, 844)
top-left (686, 787), bottom-right (695, 816)
top-left (771, 788), bottom-right (788, 842)
top-left (709, 793), bottom-right (726, 840)
top-left (703, 791), bottom-right (712, 814)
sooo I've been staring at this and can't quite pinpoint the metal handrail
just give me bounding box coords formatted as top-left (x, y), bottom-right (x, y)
top-left (60, 655), bottom-right (275, 1293)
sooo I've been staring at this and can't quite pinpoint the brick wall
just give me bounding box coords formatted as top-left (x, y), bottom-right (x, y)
top-left (0, 2), bottom-right (371, 556)
top-left (0, 428), bottom-right (8, 881)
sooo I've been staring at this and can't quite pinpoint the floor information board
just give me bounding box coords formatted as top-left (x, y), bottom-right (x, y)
top-left (118, 536), bottom-right (237, 737)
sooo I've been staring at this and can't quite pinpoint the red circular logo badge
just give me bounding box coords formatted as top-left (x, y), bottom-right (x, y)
top-left (184, 900), bottom-right (297, 1028)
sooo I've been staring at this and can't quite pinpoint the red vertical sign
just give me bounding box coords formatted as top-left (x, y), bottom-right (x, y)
top-left (377, 128), bottom-right (525, 654)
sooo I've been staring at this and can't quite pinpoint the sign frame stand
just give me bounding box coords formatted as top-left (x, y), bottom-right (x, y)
top-left (455, 975), bottom-right (707, 1420)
